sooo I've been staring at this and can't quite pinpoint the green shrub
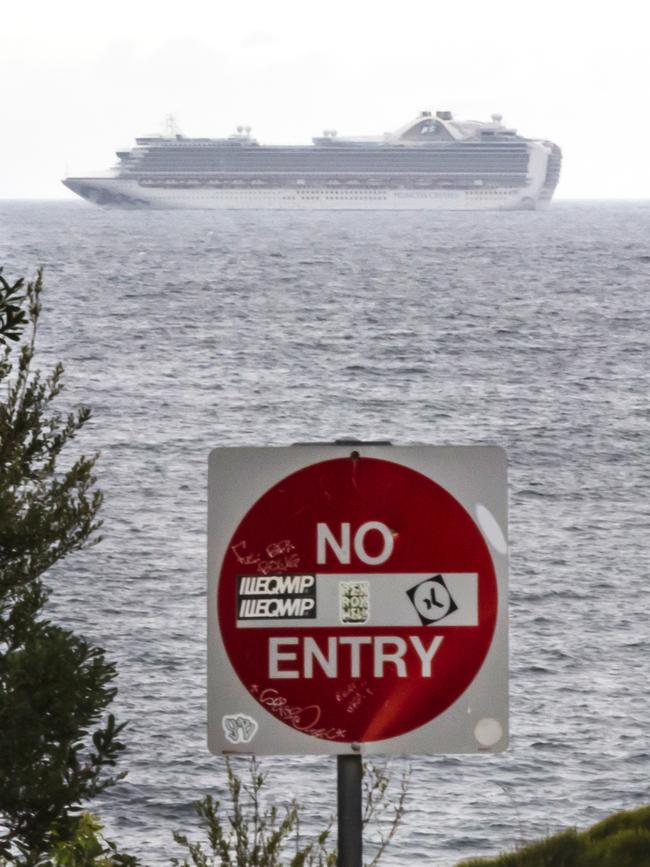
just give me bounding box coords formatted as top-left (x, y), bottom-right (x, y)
top-left (583, 804), bottom-right (650, 867)
top-left (586, 803), bottom-right (650, 841)
top-left (0, 269), bottom-right (136, 864)
top-left (456, 804), bottom-right (650, 867)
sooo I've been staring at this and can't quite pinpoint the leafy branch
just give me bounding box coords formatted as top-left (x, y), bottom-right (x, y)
top-left (0, 270), bottom-right (28, 345)
top-left (171, 757), bottom-right (408, 867)
top-left (362, 761), bottom-right (409, 867)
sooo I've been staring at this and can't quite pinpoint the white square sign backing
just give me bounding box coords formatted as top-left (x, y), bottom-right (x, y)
top-left (208, 444), bottom-right (508, 755)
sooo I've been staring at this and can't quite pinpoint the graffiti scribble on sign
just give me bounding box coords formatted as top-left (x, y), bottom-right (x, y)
top-left (231, 539), bottom-right (300, 575)
top-left (257, 688), bottom-right (347, 741)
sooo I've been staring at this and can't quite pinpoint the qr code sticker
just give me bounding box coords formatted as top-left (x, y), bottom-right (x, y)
top-left (339, 581), bottom-right (370, 624)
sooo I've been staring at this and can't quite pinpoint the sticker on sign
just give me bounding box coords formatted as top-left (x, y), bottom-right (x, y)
top-left (237, 574), bottom-right (317, 621)
top-left (208, 444), bottom-right (508, 755)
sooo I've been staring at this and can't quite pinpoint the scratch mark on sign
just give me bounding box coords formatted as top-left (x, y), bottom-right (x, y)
top-left (335, 681), bottom-right (374, 714)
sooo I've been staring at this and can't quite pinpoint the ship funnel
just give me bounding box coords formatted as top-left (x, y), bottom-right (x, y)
top-left (491, 113), bottom-right (503, 123)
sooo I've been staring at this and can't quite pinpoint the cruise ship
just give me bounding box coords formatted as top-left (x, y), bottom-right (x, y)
top-left (63, 111), bottom-right (561, 211)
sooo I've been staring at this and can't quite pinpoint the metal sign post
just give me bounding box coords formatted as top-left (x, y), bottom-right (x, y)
top-left (337, 754), bottom-right (363, 867)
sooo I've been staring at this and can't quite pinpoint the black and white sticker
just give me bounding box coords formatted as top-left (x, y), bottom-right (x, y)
top-left (406, 575), bottom-right (458, 624)
top-left (237, 574), bottom-right (317, 621)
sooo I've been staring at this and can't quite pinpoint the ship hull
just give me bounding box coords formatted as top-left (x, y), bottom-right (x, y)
top-left (63, 178), bottom-right (552, 211)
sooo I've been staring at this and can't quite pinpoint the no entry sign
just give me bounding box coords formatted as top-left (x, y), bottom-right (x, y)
top-left (208, 445), bottom-right (508, 755)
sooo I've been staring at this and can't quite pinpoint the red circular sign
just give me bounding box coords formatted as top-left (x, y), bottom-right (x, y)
top-left (218, 457), bottom-right (497, 743)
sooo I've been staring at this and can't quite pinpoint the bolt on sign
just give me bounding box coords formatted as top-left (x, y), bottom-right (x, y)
top-left (208, 445), bottom-right (508, 755)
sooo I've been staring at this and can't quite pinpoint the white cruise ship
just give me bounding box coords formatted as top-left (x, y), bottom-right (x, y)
top-left (63, 111), bottom-right (561, 211)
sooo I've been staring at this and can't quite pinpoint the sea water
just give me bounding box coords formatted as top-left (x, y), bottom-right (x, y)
top-left (1, 200), bottom-right (648, 864)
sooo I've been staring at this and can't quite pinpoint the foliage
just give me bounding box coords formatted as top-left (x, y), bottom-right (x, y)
top-left (362, 761), bottom-right (408, 867)
top-left (0, 272), bottom-right (28, 345)
top-left (48, 813), bottom-right (139, 867)
top-left (171, 758), bottom-right (409, 867)
top-left (455, 804), bottom-right (650, 867)
top-left (0, 269), bottom-right (134, 864)
top-left (171, 758), bottom-right (335, 867)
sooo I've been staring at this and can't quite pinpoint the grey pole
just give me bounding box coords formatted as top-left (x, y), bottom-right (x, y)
top-left (337, 754), bottom-right (363, 867)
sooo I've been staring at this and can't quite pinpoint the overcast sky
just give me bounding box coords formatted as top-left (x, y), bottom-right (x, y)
top-left (3, 0), bottom-right (649, 199)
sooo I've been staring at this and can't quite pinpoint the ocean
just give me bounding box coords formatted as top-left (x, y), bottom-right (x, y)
top-left (1, 200), bottom-right (648, 865)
